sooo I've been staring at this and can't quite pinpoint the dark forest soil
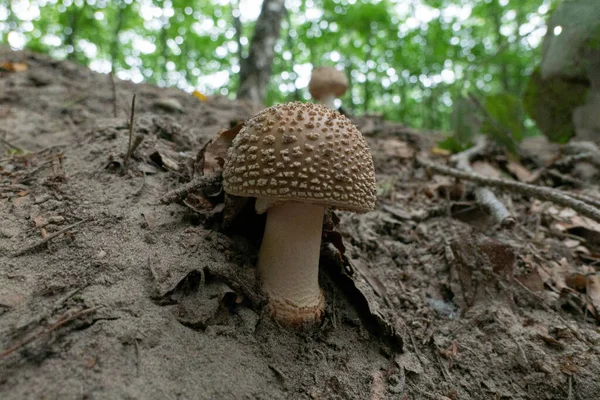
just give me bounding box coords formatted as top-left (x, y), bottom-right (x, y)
top-left (1, 47), bottom-right (599, 400)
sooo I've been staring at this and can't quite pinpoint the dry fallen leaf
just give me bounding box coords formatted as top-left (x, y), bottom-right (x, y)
top-left (200, 123), bottom-right (244, 176)
top-left (506, 160), bottom-right (533, 182)
top-left (33, 215), bottom-right (45, 227)
top-left (192, 90), bottom-right (208, 101)
top-left (0, 61), bottom-right (28, 72)
top-left (382, 138), bottom-right (415, 159)
top-left (471, 161), bottom-right (502, 178)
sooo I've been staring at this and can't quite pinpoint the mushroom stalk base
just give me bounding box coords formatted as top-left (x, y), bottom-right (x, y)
top-left (257, 202), bottom-right (325, 327)
top-left (319, 95), bottom-right (336, 109)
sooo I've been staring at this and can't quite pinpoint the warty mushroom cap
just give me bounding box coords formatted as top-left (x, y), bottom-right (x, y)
top-left (308, 67), bottom-right (349, 100)
top-left (222, 102), bottom-right (376, 213)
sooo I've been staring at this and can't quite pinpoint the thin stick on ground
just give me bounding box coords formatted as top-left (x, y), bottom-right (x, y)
top-left (124, 94), bottom-right (137, 168)
top-left (159, 173), bottom-right (222, 204)
top-left (110, 72), bottom-right (118, 118)
top-left (12, 219), bottom-right (91, 257)
top-left (450, 137), bottom-right (515, 227)
top-left (561, 191), bottom-right (600, 210)
top-left (417, 156), bottom-right (600, 223)
top-left (0, 307), bottom-right (99, 360)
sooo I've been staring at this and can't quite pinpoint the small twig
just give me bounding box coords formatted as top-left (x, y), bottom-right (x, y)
top-left (124, 94), bottom-right (137, 168)
top-left (110, 72), bottom-right (118, 118)
top-left (568, 375), bottom-right (573, 400)
top-left (407, 382), bottom-right (439, 400)
top-left (134, 338), bottom-right (141, 377)
top-left (12, 218), bottom-right (90, 257)
top-left (129, 135), bottom-right (144, 158)
top-left (449, 137), bottom-right (515, 227)
top-left (0, 307), bottom-right (99, 360)
top-left (433, 343), bottom-right (452, 381)
top-left (417, 156), bottom-right (600, 223)
top-left (159, 173), bottom-right (222, 204)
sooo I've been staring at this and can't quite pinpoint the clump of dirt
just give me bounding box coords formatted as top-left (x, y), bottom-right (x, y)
top-left (1, 47), bottom-right (600, 399)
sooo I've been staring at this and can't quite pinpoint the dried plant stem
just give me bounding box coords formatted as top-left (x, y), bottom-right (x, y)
top-left (417, 156), bottom-right (600, 223)
top-left (110, 72), bottom-right (118, 118)
top-left (450, 137), bottom-right (515, 227)
top-left (124, 94), bottom-right (137, 168)
top-left (159, 173), bottom-right (222, 204)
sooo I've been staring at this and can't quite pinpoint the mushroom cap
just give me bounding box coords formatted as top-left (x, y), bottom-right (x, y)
top-left (308, 66), bottom-right (349, 100)
top-left (222, 102), bottom-right (376, 213)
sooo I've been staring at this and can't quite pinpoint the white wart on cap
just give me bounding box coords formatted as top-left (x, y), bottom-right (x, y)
top-left (308, 66), bottom-right (349, 109)
top-left (222, 102), bottom-right (375, 327)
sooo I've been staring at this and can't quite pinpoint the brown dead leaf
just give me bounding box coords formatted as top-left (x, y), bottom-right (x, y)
top-left (449, 232), bottom-right (515, 309)
top-left (587, 274), bottom-right (600, 314)
top-left (0, 61), bottom-right (28, 72)
top-left (471, 161), bottom-right (502, 178)
top-left (516, 267), bottom-right (545, 292)
top-left (506, 160), bottom-right (533, 182)
top-left (566, 271), bottom-right (600, 318)
top-left (149, 151), bottom-right (179, 171)
top-left (200, 123), bottom-right (244, 176)
top-left (565, 273), bottom-right (588, 292)
top-left (382, 139), bottom-right (414, 159)
top-left (539, 258), bottom-right (569, 292)
top-left (33, 215), bottom-right (45, 227)
top-left (536, 333), bottom-right (565, 349)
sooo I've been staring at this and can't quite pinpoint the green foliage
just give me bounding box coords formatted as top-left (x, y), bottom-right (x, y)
top-left (481, 93), bottom-right (524, 152)
top-left (1, 0), bottom-right (554, 136)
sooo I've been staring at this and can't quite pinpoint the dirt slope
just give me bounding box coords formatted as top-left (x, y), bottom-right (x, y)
top-left (1, 47), bottom-right (599, 399)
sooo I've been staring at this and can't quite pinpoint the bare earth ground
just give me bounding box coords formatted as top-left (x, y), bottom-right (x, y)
top-left (1, 47), bottom-right (599, 400)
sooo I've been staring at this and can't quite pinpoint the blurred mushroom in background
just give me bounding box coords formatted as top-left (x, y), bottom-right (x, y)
top-left (308, 66), bottom-right (349, 109)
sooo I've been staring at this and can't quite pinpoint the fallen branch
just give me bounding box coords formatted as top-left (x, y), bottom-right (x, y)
top-left (417, 156), bottom-right (600, 223)
top-left (450, 137), bottom-right (515, 227)
top-left (12, 218), bottom-right (91, 257)
top-left (159, 173), bottom-right (222, 204)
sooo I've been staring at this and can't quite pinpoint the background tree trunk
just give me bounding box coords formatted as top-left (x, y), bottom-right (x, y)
top-left (237, 0), bottom-right (286, 104)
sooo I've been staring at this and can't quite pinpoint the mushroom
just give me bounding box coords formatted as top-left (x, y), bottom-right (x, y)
top-left (222, 102), bottom-right (376, 327)
top-left (308, 66), bottom-right (349, 109)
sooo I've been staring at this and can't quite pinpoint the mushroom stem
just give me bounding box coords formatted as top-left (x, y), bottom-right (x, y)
top-left (319, 95), bottom-right (337, 109)
top-left (257, 201), bottom-right (325, 326)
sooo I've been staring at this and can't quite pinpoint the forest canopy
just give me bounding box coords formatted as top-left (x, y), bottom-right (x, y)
top-left (0, 0), bottom-right (569, 137)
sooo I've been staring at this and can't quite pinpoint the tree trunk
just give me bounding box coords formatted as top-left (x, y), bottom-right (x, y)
top-left (65, 5), bottom-right (84, 61)
top-left (231, 0), bottom-right (243, 65)
top-left (284, 10), bottom-right (300, 101)
top-left (237, 0), bottom-right (286, 104)
top-left (363, 29), bottom-right (374, 112)
top-left (491, 0), bottom-right (509, 92)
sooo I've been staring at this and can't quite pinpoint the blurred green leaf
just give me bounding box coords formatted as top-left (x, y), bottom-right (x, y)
top-left (481, 93), bottom-right (524, 152)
